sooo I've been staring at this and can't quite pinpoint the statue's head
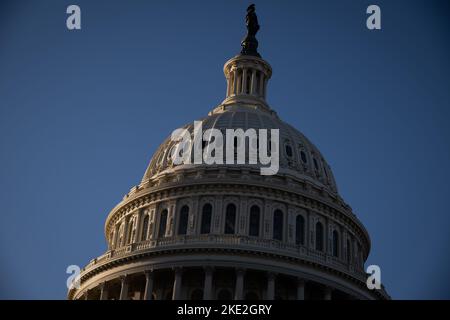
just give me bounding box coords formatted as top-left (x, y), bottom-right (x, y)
top-left (247, 4), bottom-right (256, 14)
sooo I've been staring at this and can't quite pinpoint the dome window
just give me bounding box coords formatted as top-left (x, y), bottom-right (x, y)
top-left (273, 210), bottom-right (284, 241)
top-left (249, 205), bottom-right (260, 237)
top-left (313, 158), bottom-right (319, 171)
top-left (225, 204), bottom-right (237, 234)
top-left (285, 144), bottom-right (293, 158)
top-left (200, 203), bottom-right (212, 234)
top-left (141, 214), bottom-right (149, 241)
top-left (332, 230), bottom-right (339, 257)
top-left (177, 205), bottom-right (189, 235)
top-left (295, 215), bottom-right (305, 245)
top-left (300, 150), bottom-right (307, 163)
top-left (158, 209), bottom-right (168, 238)
top-left (315, 222), bottom-right (324, 251)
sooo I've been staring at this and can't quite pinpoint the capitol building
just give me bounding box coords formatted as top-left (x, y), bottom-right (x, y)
top-left (68, 6), bottom-right (389, 300)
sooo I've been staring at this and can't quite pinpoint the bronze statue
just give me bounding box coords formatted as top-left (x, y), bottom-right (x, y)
top-left (241, 4), bottom-right (261, 57)
top-left (245, 4), bottom-right (260, 37)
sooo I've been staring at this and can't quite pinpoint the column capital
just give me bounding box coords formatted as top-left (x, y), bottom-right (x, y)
top-left (203, 266), bottom-right (214, 274)
top-left (172, 267), bottom-right (183, 275)
top-left (120, 274), bottom-right (128, 283)
top-left (296, 278), bottom-right (306, 286)
top-left (235, 267), bottom-right (246, 276)
top-left (144, 270), bottom-right (154, 277)
top-left (267, 271), bottom-right (277, 281)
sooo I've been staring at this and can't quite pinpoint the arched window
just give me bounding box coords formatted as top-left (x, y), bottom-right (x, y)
top-left (249, 205), bottom-right (260, 237)
top-left (273, 209), bottom-right (284, 241)
top-left (141, 214), bottom-right (149, 241)
top-left (158, 209), bottom-right (168, 238)
top-left (313, 158), bottom-right (319, 171)
top-left (332, 230), bottom-right (339, 257)
top-left (201, 203), bottom-right (212, 234)
top-left (225, 204), bottom-right (236, 234)
top-left (177, 205), bottom-right (189, 235)
top-left (300, 150), bottom-right (307, 163)
top-left (295, 215), bottom-right (305, 245)
top-left (347, 239), bottom-right (352, 262)
top-left (285, 144), bottom-right (293, 157)
top-left (315, 222), bottom-right (324, 251)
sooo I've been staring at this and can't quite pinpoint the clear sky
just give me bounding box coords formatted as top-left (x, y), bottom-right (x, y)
top-left (1, 0), bottom-right (449, 299)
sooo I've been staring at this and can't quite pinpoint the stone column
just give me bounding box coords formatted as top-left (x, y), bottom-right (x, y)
top-left (213, 196), bottom-right (223, 234)
top-left (188, 197), bottom-right (199, 235)
top-left (238, 197), bottom-right (248, 236)
top-left (114, 224), bottom-right (120, 249)
top-left (143, 271), bottom-right (154, 300)
top-left (259, 73), bottom-right (265, 97)
top-left (250, 70), bottom-right (257, 95)
top-left (232, 69), bottom-right (237, 95)
top-left (234, 268), bottom-right (245, 300)
top-left (263, 200), bottom-right (272, 239)
top-left (119, 275), bottom-right (129, 300)
top-left (172, 267), bottom-right (183, 300)
top-left (149, 207), bottom-right (157, 240)
top-left (99, 282), bottom-right (109, 300)
top-left (203, 267), bottom-right (214, 300)
top-left (236, 69), bottom-right (242, 95)
top-left (134, 213), bottom-right (142, 243)
top-left (122, 218), bottom-right (129, 246)
top-left (84, 289), bottom-right (89, 300)
top-left (287, 206), bottom-right (295, 244)
top-left (263, 78), bottom-right (268, 99)
top-left (266, 272), bottom-right (276, 300)
top-left (167, 202), bottom-right (176, 237)
top-left (242, 69), bottom-right (247, 94)
top-left (296, 279), bottom-right (305, 300)
top-left (324, 286), bottom-right (332, 300)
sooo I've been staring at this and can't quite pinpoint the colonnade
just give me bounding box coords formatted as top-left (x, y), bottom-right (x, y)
top-left (81, 267), bottom-right (341, 300)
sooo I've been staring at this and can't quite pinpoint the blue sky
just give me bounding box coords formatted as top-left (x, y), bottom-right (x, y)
top-left (0, 0), bottom-right (449, 299)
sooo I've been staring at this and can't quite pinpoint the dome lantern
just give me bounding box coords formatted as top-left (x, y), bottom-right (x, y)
top-left (222, 4), bottom-right (272, 112)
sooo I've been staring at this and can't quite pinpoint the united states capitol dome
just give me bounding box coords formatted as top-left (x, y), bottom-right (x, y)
top-left (68, 5), bottom-right (389, 301)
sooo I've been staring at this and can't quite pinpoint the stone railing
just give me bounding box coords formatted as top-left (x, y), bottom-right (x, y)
top-left (81, 234), bottom-right (365, 281)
